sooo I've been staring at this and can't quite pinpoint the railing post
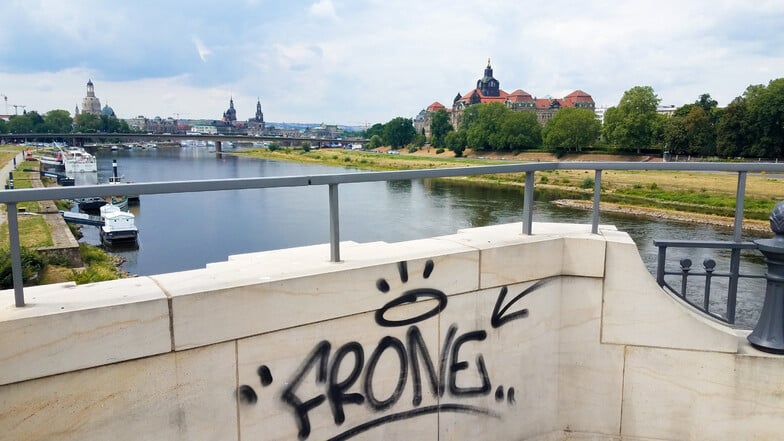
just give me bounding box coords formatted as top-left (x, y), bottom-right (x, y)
top-left (7, 203), bottom-right (25, 307)
top-left (656, 245), bottom-right (667, 285)
top-left (591, 170), bottom-right (602, 234)
top-left (522, 171), bottom-right (534, 235)
top-left (748, 201), bottom-right (784, 353)
top-left (328, 183), bottom-right (340, 262)
top-left (726, 171), bottom-right (747, 323)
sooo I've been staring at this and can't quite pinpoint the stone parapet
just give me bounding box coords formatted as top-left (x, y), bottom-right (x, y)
top-left (1, 222), bottom-right (782, 441)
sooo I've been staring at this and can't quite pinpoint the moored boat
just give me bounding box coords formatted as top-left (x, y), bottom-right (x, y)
top-left (99, 204), bottom-right (138, 244)
top-left (75, 196), bottom-right (107, 212)
top-left (63, 148), bottom-right (98, 173)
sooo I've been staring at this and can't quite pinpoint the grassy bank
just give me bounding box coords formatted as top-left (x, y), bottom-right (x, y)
top-left (236, 147), bottom-right (783, 223)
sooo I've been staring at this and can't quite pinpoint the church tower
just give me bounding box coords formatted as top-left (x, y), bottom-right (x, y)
top-left (81, 79), bottom-right (102, 115)
top-left (476, 58), bottom-right (500, 97)
top-left (248, 98), bottom-right (266, 135)
top-left (254, 98), bottom-right (264, 123)
top-left (223, 97), bottom-right (237, 125)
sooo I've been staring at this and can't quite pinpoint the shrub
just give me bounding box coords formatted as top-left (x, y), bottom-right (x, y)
top-left (0, 247), bottom-right (47, 289)
top-left (268, 143), bottom-right (280, 151)
top-left (539, 176), bottom-right (549, 184)
top-left (649, 182), bottom-right (659, 190)
top-left (581, 177), bottom-right (595, 189)
top-left (436, 148), bottom-right (445, 154)
top-left (408, 146), bottom-right (418, 153)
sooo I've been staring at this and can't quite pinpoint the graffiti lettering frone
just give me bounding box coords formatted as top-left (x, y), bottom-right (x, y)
top-left (237, 260), bottom-right (549, 440)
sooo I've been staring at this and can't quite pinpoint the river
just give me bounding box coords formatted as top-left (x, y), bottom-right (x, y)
top-left (70, 147), bottom-right (771, 328)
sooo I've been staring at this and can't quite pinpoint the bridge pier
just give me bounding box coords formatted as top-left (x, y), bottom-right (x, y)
top-left (215, 140), bottom-right (222, 153)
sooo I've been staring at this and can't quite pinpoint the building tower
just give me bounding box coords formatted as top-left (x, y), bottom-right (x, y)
top-left (248, 98), bottom-right (266, 135)
top-left (476, 58), bottom-right (500, 97)
top-left (81, 79), bottom-right (102, 116)
top-left (223, 97), bottom-right (237, 125)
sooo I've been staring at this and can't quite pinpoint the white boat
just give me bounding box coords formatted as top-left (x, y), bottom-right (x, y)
top-left (38, 151), bottom-right (64, 169)
top-left (99, 204), bottom-right (138, 244)
top-left (63, 148), bottom-right (97, 173)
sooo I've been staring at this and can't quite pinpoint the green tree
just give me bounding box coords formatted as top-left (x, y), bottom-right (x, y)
top-left (73, 113), bottom-right (102, 133)
top-left (466, 102), bottom-right (508, 151)
top-left (542, 107), bottom-right (600, 154)
top-left (683, 106), bottom-right (715, 156)
top-left (429, 109), bottom-right (453, 148)
top-left (367, 134), bottom-right (383, 149)
top-left (7, 114), bottom-right (34, 133)
top-left (0, 118), bottom-right (6, 134)
top-left (364, 123), bottom-right (384, 140)
top-left (445, 129), bottom-right (467, 157)
top-left (716, 97), bottom-right (751, 158)
top-left (663, 115), bottom-right (689, 155)
top-left (383, 117), bottom-right (416, 149)
top-left (499, 111), bottom-right (541, 151)
top-left (603, 86), bottom-right (661, 152)
top-left (746, 78), bottom-right (784, 158)
top-left (44, 109), bottom-right (73, 133)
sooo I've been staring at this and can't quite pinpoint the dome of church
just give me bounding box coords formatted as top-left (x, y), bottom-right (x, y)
top-left (102, 104), bottom-right (115, 117)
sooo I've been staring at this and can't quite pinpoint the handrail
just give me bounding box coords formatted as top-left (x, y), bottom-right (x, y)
top-left (3, 160), bottom-right (784, 309)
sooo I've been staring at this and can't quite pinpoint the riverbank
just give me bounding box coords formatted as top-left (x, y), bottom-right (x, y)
top-left (234, 146), bottom-right (782, 234)
top-left (552, 199), bottom-right (770, 233)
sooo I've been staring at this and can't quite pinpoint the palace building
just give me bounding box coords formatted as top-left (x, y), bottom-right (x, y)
top-left (438, 59), bottom-right (595, 129)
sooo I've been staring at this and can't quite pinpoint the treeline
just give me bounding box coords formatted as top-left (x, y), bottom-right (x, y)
top-left (360, 78), bottom-right (783, 159)
top-left (0, 109), bottom-right (132, 134)
top-left (604, 79), bottom-right (784, 159)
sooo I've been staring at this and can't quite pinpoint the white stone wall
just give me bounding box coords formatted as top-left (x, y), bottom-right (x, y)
top-left (1, 222), bottom-right (783, 441)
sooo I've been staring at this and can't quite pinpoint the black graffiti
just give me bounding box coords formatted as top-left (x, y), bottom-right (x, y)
top-left (375, 260), bottom-right (445, 327)
top-left (375, 289), bottom-right (447, 327)
top-left (281, 341), bottom-right (331, 440)
top-left (326, 404), bottom-right (500, 441)
top-left (276, 324), bottom-right (492, 440)
top-left (491, 278), bottom-right (550, 328)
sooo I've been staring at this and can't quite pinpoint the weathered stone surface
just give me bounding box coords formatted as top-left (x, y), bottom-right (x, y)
top-left (601, 229), bottom-right (738, 353)
top-left (0, 277), bottom-right (170, 386)
top-left (622, 345), bottom-right (784, 441)
top-left (156, 239), bottom-right (478, 350)
top-left (0, 342), bottom-right (237, 441)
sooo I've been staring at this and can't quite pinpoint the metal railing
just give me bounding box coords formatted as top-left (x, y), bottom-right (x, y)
top-left (2, 160), bottom-right (784, 316)
top-left (653, 240), bottom-right (766, 324)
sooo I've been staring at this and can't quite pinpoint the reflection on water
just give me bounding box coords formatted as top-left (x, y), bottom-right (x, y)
top-left (73, 148), bottom-right (773, 329)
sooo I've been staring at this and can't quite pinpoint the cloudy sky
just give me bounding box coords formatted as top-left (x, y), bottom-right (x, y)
top-left (0, 0), bottom-right (782, 126)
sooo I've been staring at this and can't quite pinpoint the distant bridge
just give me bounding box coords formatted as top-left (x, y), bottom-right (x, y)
top-left (1, 132), bottom-right (368, 148)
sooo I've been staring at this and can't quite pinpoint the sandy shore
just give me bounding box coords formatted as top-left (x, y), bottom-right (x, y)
top-left (552, 199), bottom-right (771, 233)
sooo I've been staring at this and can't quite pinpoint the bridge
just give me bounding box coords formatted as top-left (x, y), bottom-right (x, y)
top-left (2, 161), bottom-right (784, 440)
top-left (1, 132), bottom-right (368, 151)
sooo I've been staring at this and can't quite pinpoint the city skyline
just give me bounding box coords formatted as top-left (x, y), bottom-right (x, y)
top-left (1, 1), bottom-right (782, 125)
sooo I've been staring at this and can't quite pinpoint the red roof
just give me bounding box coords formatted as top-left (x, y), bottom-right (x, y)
top-left (456, 88), bottom-right (509, 105)
top-left (426, 102), bottom-right (446, 112)
top-left (508, 89), bottom-right (534, 102)
top-left (563, 90), bottom-right (594, 104)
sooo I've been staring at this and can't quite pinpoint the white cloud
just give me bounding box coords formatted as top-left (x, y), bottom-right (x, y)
top-left (308, 0), bottom-right (337, 20)
top-left (1, 1), bottom-right (782, 124)
top-left (192, 36), bottom-right (212, 63)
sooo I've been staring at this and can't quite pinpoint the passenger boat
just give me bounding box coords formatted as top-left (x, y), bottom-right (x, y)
top-left (63, 148), bottom-right (97, 173)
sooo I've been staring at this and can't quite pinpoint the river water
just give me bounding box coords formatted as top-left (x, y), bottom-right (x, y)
top-left (71, 147), bottom-right (772, 328)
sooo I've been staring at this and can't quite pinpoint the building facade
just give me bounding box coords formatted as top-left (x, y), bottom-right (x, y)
top-left (448, 60), bottom-right (595, 128)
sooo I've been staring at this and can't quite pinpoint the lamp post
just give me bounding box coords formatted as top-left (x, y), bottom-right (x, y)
top-left (748, 201), bottom-right (784, 353)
